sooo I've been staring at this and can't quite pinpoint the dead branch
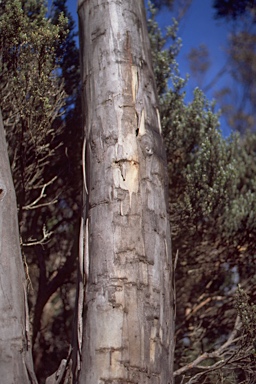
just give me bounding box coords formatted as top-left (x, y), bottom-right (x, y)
top-left (22, 225), bottom-right (53, 246)
top-left (174, 315), bottom-right (242, 377)
top-left (23, 176), bottom-right (58, 210)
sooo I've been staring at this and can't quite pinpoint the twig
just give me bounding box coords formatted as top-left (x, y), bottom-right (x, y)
top-left (23, 176), bottom-right (57, 210)
top-left (174, 315), bottom-right (242, 377)
top-left (22, 225), bottom-right (53, 246)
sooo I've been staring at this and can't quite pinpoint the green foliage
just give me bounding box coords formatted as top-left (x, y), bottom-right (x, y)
top-left (149, 0), bottom-right (256, 256)
top-left (0, 2), bottom-right (81, 381)
top-left (148, 3), bottom-right (256, 382)
top-left (0, 0), bottom-right (67, 200)
top-left (147, 2), bottom-right (183, 97)
top-left (167, 89), bottom-right (238, 224)
top-left (51, 0), bottom-right (80, 107)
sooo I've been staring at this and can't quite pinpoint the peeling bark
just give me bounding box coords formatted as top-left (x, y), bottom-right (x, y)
top-left (0, 110), bottom-right (37, 383)
top-left (78, 0), bottom-right (174, 383)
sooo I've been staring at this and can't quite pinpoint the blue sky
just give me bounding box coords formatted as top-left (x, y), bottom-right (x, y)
top-left (66, 0), bottom-right (231, 136)
top-left (175, 0), bottom-right (232, 136)
top-left (173, 0), bottom-right (232, 136)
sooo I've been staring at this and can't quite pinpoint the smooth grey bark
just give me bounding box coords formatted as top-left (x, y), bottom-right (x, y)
top-left (0, 110), bottom-right (37, 383)
top-left (78, 0), bottom-right (174, 383)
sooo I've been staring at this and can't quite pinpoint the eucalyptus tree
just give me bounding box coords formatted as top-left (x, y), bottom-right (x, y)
top-left (76, 0), bottom-right (174, 382)
top-left (0, 110), bottom-right (37, 383)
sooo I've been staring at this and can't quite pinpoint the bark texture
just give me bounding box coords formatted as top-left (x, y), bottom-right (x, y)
top-left (78, 0), bottom-right (174, 383)
top-left (0, 110), bottom-right (37, 383)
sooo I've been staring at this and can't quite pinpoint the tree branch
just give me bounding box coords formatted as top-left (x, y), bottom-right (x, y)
top-left (22, 225), bottom-right (53, 246)
top-left (174, 315), bottom-right (242, 377)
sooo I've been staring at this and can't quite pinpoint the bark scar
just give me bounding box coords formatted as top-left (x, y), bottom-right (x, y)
top-left (113, 160), bottom-right (139, 206)
top-left (0, 182), bottom-right (6, 201)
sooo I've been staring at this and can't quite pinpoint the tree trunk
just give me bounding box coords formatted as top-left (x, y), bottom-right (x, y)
top-left (77, 0), bottom-right (174, 383)
top-left (0, 109), bottom-right (37, 383)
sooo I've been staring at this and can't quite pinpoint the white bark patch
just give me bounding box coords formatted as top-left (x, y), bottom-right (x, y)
top-left (139, 108), bottom-right (146, 136)
top-left (156, 107), bottom-right (162, 134)
top-left (0, 182), bottom-right (6, 253)
top-left (139, 262), bottom-right (148, 286)
top-left (94, 304), bottom-right (123, 349)
top-left (150, 319), bottom-right (158, 363)
top-left (113, 160), bottom-right (139, 206)
top-left (131, 65), bottom-right (138, 102)
top-left (159, 325), bottom-right (163, 343)
top-left (164, 238), bottom-right (169, 263)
